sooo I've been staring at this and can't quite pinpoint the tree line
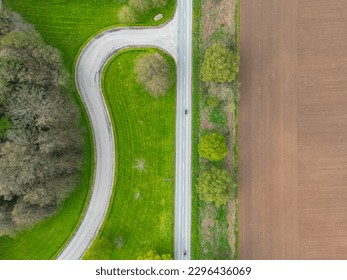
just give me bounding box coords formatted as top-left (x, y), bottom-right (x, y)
top-left (0, 9), bottom-right (83, 235)
top-left (197, 42), bottom-right (239, 207)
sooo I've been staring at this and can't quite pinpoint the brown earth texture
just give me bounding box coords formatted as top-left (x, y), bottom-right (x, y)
top-left (239, 0), bottom-right (347, 259)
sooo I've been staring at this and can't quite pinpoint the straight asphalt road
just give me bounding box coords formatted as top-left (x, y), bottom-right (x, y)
top-left (58, 0), bottom-right (192, 260)
top-left (175, 0), bottom-right (193, 260)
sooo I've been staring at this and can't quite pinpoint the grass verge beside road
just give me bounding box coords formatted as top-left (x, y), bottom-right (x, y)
top-left (191, 0), bottom-right (203, 260)
top-left (84, 49), bottom-right (176, 260)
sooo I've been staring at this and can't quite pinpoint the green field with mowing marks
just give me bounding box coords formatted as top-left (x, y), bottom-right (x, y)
top-left (84, 49), bottom-right (176, 260)
top-left (3, 0), bottom-right (176, 69)
top-left (0, 0), bottom-right (176, 259)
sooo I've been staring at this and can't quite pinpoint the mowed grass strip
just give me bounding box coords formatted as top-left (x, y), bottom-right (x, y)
top-left (84, 49), bottom-right (176, 260)
top-left (0, 0), bottom-right (176, 259)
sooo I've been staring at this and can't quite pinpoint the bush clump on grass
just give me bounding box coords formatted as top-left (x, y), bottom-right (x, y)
top-left (118, 5), bottom-right (138, 24)
top-left (198, 133), bottom-right (228, 161)
top-left (129, 0), bottom-right (169, 13)
top-left (135, 52), bottom-right (173, 97)
top-left (201, 42), bottom-right (239, 83)
top-left (137, 250), bottom-right (172, 260)
top-left (197, 166), bottom-right (232, 207)
top-left (119, 0), bottom-right (169, 24)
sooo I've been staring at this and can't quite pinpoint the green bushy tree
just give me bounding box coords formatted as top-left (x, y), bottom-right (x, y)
top-left (197, 167), bottom-right (232, 207)
top-left (198, 133), bottom-right (228, 161)
top-left (201, 42), bottom-right (239, 83)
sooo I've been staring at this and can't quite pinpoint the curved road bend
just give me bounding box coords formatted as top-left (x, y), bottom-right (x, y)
top-left (58, 0), bottom-right (192, 260)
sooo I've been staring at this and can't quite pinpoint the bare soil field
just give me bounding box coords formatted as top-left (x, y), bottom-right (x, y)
top-left (239, 0), bottom-right (347, 259)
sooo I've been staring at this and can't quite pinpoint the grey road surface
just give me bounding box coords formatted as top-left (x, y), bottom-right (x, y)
top-left (175, 0), bottom-right (193, 260)
top-left (58, 0), bottom-right (192, 260)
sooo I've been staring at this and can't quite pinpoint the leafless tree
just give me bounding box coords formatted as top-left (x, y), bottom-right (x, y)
top-left (135, 52), bottom-right (173, 97)
top-left (0, 9), bottom-right (83, 234)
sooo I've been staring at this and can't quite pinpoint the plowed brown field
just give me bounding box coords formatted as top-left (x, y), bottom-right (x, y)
top-left (239, 0), bottom-right (347, 259)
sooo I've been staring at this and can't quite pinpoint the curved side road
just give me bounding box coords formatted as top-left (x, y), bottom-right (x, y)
top-left (58, 0), bottom-right (192, 260)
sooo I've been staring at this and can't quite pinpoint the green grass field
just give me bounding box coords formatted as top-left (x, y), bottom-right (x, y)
top-left (4, 0), bottom-right (176, 70)
top-left (84, 49), bottom-right (176, 260)
top-left (0, 0), bottom-right (176, 259)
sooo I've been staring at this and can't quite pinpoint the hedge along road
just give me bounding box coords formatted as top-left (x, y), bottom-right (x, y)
top-left (58, 0), bottom-right (193, 260)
